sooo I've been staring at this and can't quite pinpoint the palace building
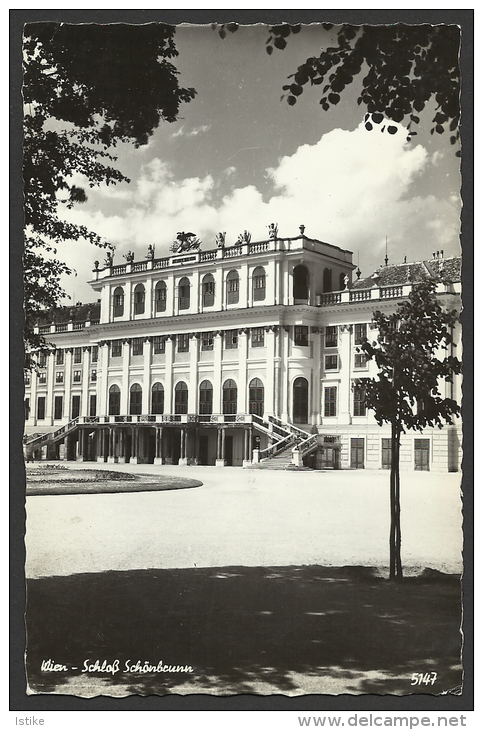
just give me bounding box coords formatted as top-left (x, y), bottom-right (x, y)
top-left (24, 226), bottom-right (462, 472)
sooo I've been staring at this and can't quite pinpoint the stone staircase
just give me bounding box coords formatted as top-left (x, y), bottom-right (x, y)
top-left (250, 414), bottom-right (318, 470)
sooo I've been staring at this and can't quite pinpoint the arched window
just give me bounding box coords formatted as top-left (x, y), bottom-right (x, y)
top-left (293, 377), bottom-right (309, 424)
top-left (226, 270), bottom-right (239, 305)
top-left (249, 378), bottom-right (264, 417)
top-left (199, 380), bottom-right (213, 415)
top-left (202, 273), bottom-right (215, 307)
top-left (151, 382), bottom-right (164, 415)
top-left (175, 381), bottom-right (188, 414)
top-left (293, 265), bottom-right (309, 303)
top-left (323, 268), bottom-right (332, 293)
top-left (253, 266), bottom-right (266, 302)
top-left (155, 281), bottom-right (167, 313)
top-left (129, 383), bottom-right (142, 415)
top-left (178, 277), bottom-right (190, 310)
top-left (134, 283), bottom-right (145, 315)
top-left (223, 379), bottom-right (237, 415)
top-left (113, 287), bottom-right (124, 317)
top-left (108, 384), bottom-right (121, 416)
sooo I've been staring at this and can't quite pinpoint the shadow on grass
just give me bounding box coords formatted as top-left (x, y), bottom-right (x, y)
top-left (25, 565), bottom-right (462, 697)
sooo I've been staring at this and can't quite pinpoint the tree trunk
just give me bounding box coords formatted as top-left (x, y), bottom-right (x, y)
top-left (390, 422), bottom-right (403, 581)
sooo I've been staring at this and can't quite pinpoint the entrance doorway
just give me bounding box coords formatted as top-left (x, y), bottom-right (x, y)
top-left (350, 438), bottom-right (364, 469)
top-left (293, 377), bottom-right (308, 423)
top-left (225, 435), bottom-right (234, 466)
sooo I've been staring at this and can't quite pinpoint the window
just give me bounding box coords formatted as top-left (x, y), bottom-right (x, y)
top-left (25, 398), bottom-right (30, 421)
top-left (129, 383), bottom-right (142, 415)
top-left (353, 384), bottom-right (366, 416)
top-left (249, 378), bottom-right (264, 417)
top-left (251, 327), bottom-right (265, 348)
top-left (131, 338), bottom-right (144, 356)
top-left (74, 347), bottom-right (82, 364)
top-left (224, 329), bottom-right (238, 349)
top-left (382, 438), bottom-right (391, 470)
top-left (113, 286), bottom-right (124, 317)
top-left (37, 396), bottom-right (46, 420)
top-left (38, 352), bottom-right (47, 367)
top-left (91, 345), bottom-right (98, 363)
top-left (293, 265), bottom-right (309, 302)
top-left (71, 395), bottom-right (81, 419)
top-left (175, 381), bottom-right (188, 414)
top-left (354, 324), bottom-right (367, 346)
top-left (38, 372), bottom-right (46, 385)
top-left (325, 326), bottom-right (338, 348)
top-left (111, 340), bottom-right (122, 357)
top-left (324, 387), bottom-right (337, 417)
top-left (155, 281), bottom-right (167, 312)
top-left (354, 353), bottom-right (368, 369)
top-left (222, 379), bottom-right (237, 415)
top-left (24, 372), bottom-right (30, 385)
top-left (55, 371), bottom-right (64, 384)
top-left (253, 267), bottom-right (266, 302)
top-left (56, 349), bottom-right (64, 365)
top-left (73, 370), bottom-right (81, 383)
top-left (293, 377), bottom-right (309, 423)
top-left (414, 439), bottom-right (430, 471)
top-left (178, 277), bottom-right (190, 310)
top-left (294, 325), bottom-right (309, 347)
top-left (54, 396), bottom-right (63, 420)
top-left (226, 270), bottom-right (239, 305)
top-left (108, 385), bottom-right (120, 416)
top-left (89, 394), bottom-right (97, 417)
top-left (90, 370), bottom-right (97, 383)
top-left (153, 336), bottom-right (166, 354)
top-left (134, 283), bottom-right (145, 315)
top-left (323, 268), bottom-right (332, 293)
top-left (177, 334), bottom-right (189, 353)
top-left (339, 273), bottom-right (346, 291)
top-left (351, 438), bottom-right (364, 469)
top-left (325, 355), bottom-right (338, 370)
top-left (199, 380), bottom-right (213, 415)
top-left (151, 383), bottom-right (164, 414)
top-left (201, 331), bottom-right (214, 351)
top-left (202, 274), bottom-right (215, 307)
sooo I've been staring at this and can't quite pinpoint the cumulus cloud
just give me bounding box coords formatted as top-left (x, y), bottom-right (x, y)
top-left (60, 121), bottom-right (461, 302)
top-left (171, 124), bottom-right (211, 139)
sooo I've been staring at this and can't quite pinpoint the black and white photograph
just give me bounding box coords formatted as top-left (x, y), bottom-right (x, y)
top-left (13, 9), bottom-right (472, 711)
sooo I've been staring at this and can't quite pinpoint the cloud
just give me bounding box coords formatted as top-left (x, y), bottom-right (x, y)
top-left (60, 122), bottom-right (461, 302)
top-left (171, 124), bottom-right (211, 139)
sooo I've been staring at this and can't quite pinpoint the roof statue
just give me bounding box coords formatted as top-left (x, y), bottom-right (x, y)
top-left (215, 232), bottom-right (226, 248)
top-left (146, 244), bottom-right (155, 260)
top-left (237, 230), bottom-right (252, 244)
top-left (268, 223), bottom-right (278, 239)
top-left (170, 232), bottom-right (202, 253)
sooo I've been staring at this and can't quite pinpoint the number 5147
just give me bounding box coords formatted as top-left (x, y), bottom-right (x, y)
top-left (411, 672), bottom-right (437, 685)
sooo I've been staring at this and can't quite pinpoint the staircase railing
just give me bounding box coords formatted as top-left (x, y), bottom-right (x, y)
top-left (25, 418), bottom-right (80, 448)
top-left (292, 433), bottom-right (319, 466)
top-left (259, 433), bottom-right (296, 460)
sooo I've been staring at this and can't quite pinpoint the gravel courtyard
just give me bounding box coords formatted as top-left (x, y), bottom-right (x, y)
top-left (25, 463), bottom-right (462, 579)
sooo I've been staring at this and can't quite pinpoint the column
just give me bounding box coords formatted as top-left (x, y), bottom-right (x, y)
top-left (76, 429), bottom-right (84, 462)
top-left (312, 328), bottom-right (322, 426)
top-left (179, 427), bottom-right (188, 466)
top-left (283, 260), bottom-right (290, 306)
top-left (46, 352), bottom-right (55, 425)
top-left (108, 427), bottom-right (115, 463)
top-left (130, 427), bottom-right (139, 464)
top-left (81, 347), bottom-right (90, 417)
top-left (97, 428), bottom-right (105, 463)
top-left (142, 337), bottom-right (152, 414)
top-left (118, 428), bottom-right (126, 464)
top-left (238, 329), bottom-right (248, 415)
top-left (338, 325), bottom-right (352, 425)
top-left (188, 334), bottom-right (198, 414)
top-left (265, 327), bottom-right (276, 417)
top-left (154, 426), bottom-right (163, 465)
top-left (281, 327), bottom-right (290, 422)
top-left (167, 272), bottom-right (175, 317)
top-left (164, 336), bottom-right (174, 414)
top-left (124, 280), bottom-right (133, 321)
top-left (120, 340), bottom-right (130, 414)
top-left (266, 259), bottom-right (276, 305)
top-left (242, 427), bottom-right (252, 468)
top-left (213, 331), bottom-right (223, 413)
top-left (145, 278), bottom-right (153, 319)
top-left (98, 342), bottom-right (109, 417)
top-left (216, 428), bottom-right (226, 467)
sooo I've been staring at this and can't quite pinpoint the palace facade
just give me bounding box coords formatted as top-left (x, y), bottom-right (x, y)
top-left (24, 226), bottom-right (462, 472)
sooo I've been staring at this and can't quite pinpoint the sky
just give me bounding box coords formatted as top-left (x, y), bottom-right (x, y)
top-left (51, 23), bottom-right (462, 305)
